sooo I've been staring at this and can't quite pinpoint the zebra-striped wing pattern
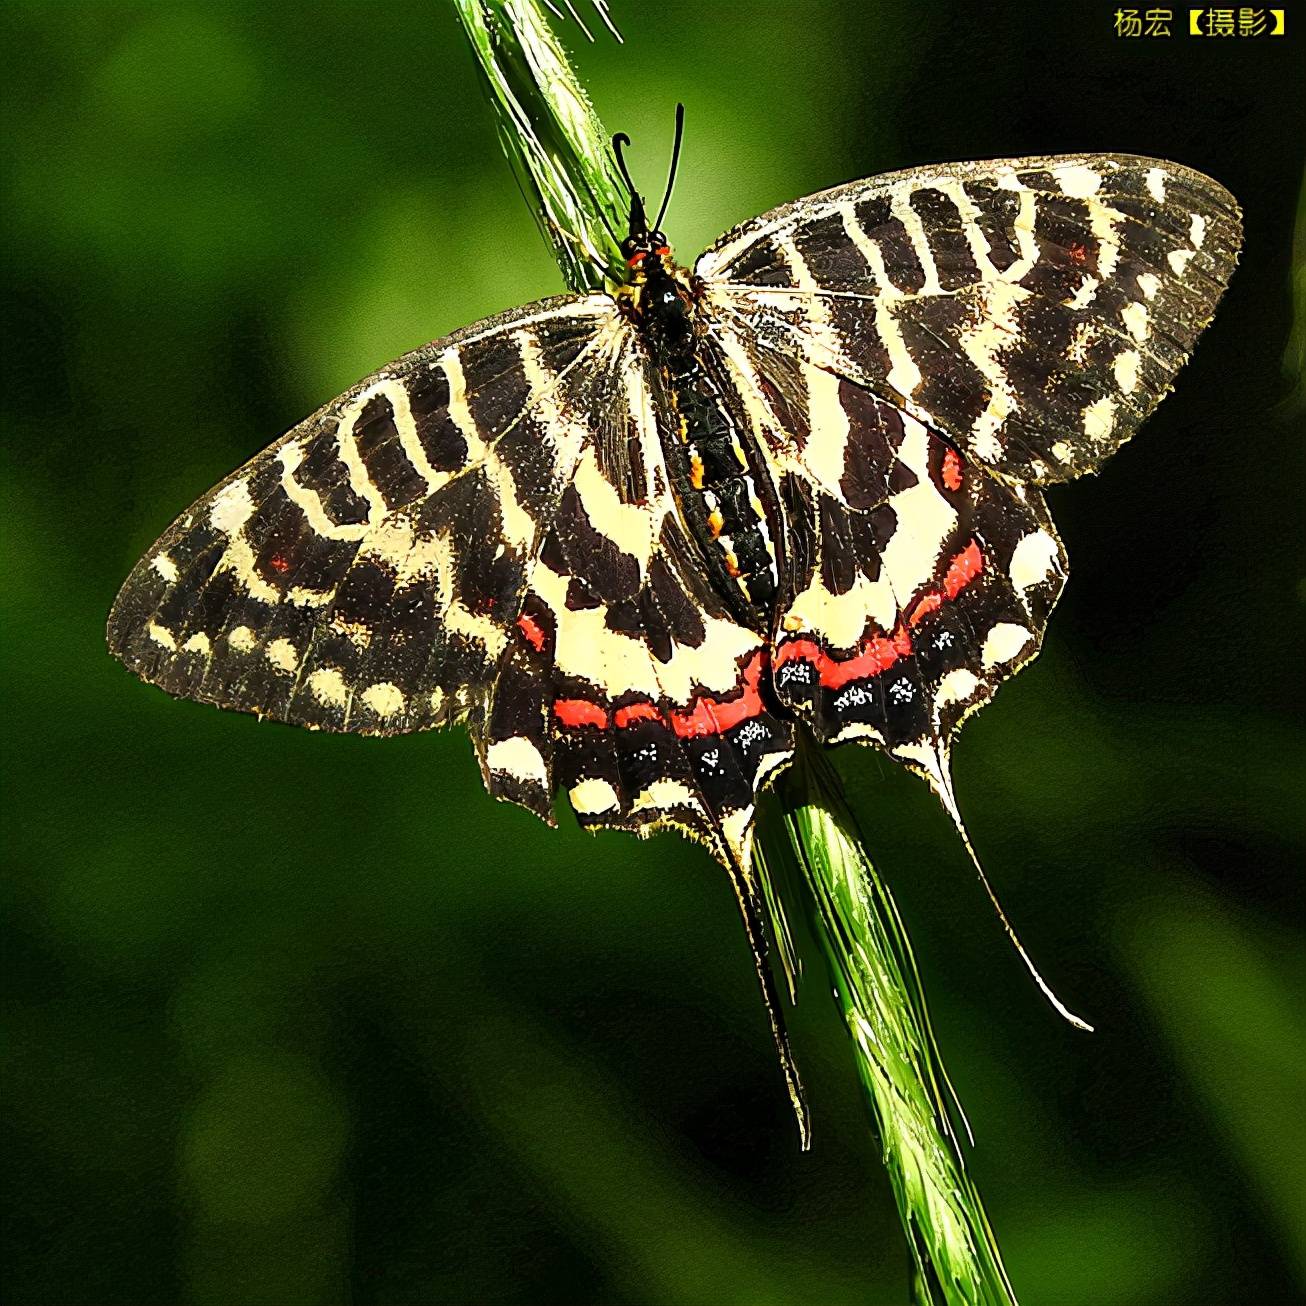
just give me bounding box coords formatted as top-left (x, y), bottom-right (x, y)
top-left (109, 293), bottom-right (807, 1118)
top-left (698, 327), bottom-right (1066, 801)
top-left (693, 152), bottom-right (1238, 800)
top-left (111, 152), bottom-right (1240, 870)
top-left (699, 154), bottom-right (1241, 483)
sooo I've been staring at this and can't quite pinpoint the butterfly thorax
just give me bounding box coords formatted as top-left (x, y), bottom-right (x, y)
top-left (623, 253), bottom-right (781, 630)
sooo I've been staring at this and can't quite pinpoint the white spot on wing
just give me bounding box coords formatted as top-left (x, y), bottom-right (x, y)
top-left (1009, 530), bottom-right (1061, 593)
top-left (227, 626), bottom-right (256, 652)
top-left (632, 778), bottom-right (699, 815)
top-left (1113, 348), bottom-right (1140, 393)
top-left (1145, 167), bottom-right (1167, 202)
top-left (362, 681), bottom-right (405, 717)
top-left (147, 623), bottom-right (176, 650)
top-left (208, 480), bottom-right (255, 535)
top-left (151, 554), bottom-right (178, 583)
top-left (1003, 188), bottom-right (1041, 282)
top-left (1121, 301), bottom-right (1150, 343)
top-left (487, 735), bottom-right (547, 787)
top-left (570, 777), bottom-right (620, 816)
top-left (1054, 164), bottom-right (1101, 199)
top-left (308, 667), bottom-right (349, 708)
top-left (935, 668), bottom-right (980, 708)
top-left (265, 638), bottom-right (299, 674)
top-left (982, 622), bottom-right (1033, 668)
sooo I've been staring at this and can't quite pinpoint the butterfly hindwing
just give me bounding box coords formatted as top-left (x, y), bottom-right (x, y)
top-left (700, 327), bottom-right (1066, 784)
top-left (771, 392), bottom-right (1066, 757)
top-left (479, 338), bottom-right (795, 865)
top-left (698, 153), bottom-right (1241, 483)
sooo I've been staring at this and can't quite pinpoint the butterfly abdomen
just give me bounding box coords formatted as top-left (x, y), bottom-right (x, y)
top-left (658, 347), bottom-right (780, 627)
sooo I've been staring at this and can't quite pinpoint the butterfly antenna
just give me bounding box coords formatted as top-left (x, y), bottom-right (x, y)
top-left (909, 740), bottom-right (1094, 1032)
top-left (612, 132), bottom-right (639, 201)
top-left (612, 130), bottom-right (647, 232)
top-left (653, 102), bottom-right (685, 231)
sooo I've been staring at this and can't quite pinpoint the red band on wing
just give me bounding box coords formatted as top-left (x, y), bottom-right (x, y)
top-left (614, 701), bottom-right (662, 728)
top-left (666, 650), bottom-right (766, 738)
top-left (553, 699), bottom-right (609, 729)
top-left (775, 628), bottom-right (910, 689)
top-left (907, 593), bottom-right (943, 627)
top-left (943, 540), bottom-right (983, 598)
top-left (517, 613), bottom-right (547, 653)
top-left (779, 540), bottom-right (985, 687)
top-left (941, 447), bottom-right (964, 491)
top-left (552, 653), bottom-right (769, 739)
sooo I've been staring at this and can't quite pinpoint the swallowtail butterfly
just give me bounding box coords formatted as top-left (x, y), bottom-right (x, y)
top-left (108, 135), bottom-right (1240, 1120)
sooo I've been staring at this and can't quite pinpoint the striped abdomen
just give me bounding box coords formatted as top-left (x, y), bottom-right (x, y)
top-left (662, 353), bottom-right (779, 629)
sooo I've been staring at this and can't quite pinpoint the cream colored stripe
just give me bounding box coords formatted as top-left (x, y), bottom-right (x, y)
top-left (441, 342), bottom-right (533, 550)
top-left (889, 182), bottom-right (943, 295)
top-left (1002, 187), bottom-right (1040, 283)
top-left (712, 326), bottom-right (785, 446)
top-left (772, 232), bottom-right (854, 493)
top-left (335, 402), bottom-right (389, 521)
top-left (277, 442), bottom-right (370, 543)
top-left (369, 377), bottom-right (443, 493)
top-left (439, 346), bottom-right (491, 465)
top-left (957, 278), bottom-right (1026, 458)
top-left (1086, 197), bottom-right (1120, 279)
top-left (930, 177), bottom-right (999, 278)
top-left (835, 201), bottom-right (921, 398)
top-left (837, 199), bottom-right (901, 299)
top-left (878, 415), bottom-right (957, 603)
top-left (215, 534), bottom-right (281, 604)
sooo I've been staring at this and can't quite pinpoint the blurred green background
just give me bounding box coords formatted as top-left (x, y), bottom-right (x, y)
top-left (2, 2), bottom-right (1303, 1303)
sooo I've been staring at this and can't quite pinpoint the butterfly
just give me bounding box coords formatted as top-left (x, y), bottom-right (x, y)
top-left (108, 128), bottom-right (1240, 1132)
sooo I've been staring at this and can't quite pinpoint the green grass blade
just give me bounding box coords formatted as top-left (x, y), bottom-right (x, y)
top-left (758, 744), bottom-right (1017, 1305)
top-left (453, 0), bottom-right (626, 291)
top-left (456, 4), bottom-right (1017, 1300)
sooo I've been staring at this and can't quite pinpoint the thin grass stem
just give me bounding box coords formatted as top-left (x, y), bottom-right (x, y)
top-left (454, 3), bottom-right (1018, 1300)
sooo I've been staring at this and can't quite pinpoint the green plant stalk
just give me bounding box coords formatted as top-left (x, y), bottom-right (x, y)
top-left (454, 2), bottom-right (1016, 1301)
top-left (455, 0), bottom-right (625, 290)
top-left (756, 745), bottom-right (1016, 1305)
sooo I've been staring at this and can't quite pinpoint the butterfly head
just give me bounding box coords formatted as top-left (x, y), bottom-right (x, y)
top-left (619, 228), bottom-right (672, 275)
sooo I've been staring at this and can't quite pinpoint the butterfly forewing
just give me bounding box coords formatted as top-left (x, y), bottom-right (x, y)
top-left (107, 293), bottom-right (617, 733)
top-left (698, 153), bottom-right (1241, 483)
